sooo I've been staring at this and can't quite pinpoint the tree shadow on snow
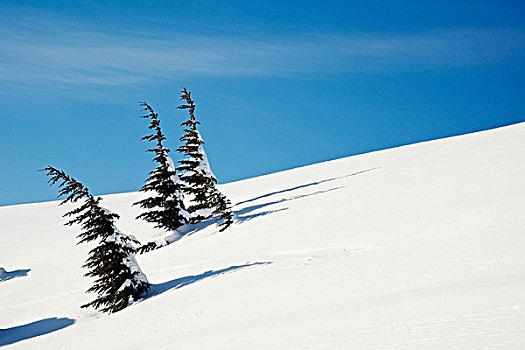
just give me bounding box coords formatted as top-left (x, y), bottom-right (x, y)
top-left (145, 262), bottom-right (271, 299)
top-left (235, 167), bottom-right (380, 206)
top-left (176, 186), bottom-right (344, 238)
top-left (0, 267), bottom-right (30, 282)
top-left (159, 185), bottom-right (345, 244)
top-left (142, 169), bottom-right (378, 250)
top-left (0, 317), bottom-right (75, 346)
top-left (236, 186), bottom-right (345, 223)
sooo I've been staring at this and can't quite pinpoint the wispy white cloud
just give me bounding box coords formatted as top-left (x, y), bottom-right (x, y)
top-left (0, 24), bottom-right (523, 89)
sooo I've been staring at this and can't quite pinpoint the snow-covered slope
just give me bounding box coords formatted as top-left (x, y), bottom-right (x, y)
top-left (1, 123), bottom-right (524, 349)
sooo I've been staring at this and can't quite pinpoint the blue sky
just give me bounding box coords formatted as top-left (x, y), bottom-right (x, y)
top-left (1, 0), bottom-right (524, 206)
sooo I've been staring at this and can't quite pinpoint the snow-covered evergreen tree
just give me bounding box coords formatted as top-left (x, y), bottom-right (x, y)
top-left (176, 87), bottom-right (217, 223)
top-left (41, 166), bottom-right (149, 314)
top-left (176, 87), bottom-right (234, 230)
top-left (133, 102), bottom-right (189, 232)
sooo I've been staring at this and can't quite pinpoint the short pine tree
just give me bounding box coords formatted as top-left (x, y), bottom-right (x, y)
top-left (41, 166), bottom-right (149, 314)
top-left (133, 102), bottom-right (189, 232)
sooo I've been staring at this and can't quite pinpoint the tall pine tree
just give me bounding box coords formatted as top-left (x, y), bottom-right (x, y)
top-left (41, 166), bottom-right (149, 314)
top-left (133, 102), bottom-right (189, 232)
top-left (176, 87), bottom-right (233, 230)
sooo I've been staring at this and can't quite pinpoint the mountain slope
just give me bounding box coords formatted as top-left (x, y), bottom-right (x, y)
top-left (1, 123), bottom-right (524, 349)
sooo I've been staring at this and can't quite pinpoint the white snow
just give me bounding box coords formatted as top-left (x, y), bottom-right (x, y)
top-left (122, 255), bottom-right (148, 287)
top-left (194, 130), bottom-right (216, 180)
top-left (177, 130), bottom-right (216, 181)
top-left (1, 123), bottom-right (525, 349)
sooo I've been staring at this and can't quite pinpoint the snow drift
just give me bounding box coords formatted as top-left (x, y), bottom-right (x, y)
top-left (1, 123), bottom-right (524, 349)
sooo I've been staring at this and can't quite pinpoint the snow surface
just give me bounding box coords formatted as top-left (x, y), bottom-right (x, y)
top-left (1, 123), bottom-right (525, 349)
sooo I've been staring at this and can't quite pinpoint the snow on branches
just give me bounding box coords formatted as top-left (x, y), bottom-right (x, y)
top-left (176, 87), bottom-right (233, 229)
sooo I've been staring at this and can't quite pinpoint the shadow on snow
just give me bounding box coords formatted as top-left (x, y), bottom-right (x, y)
top-left (175, 185), bottom-right (343, 238)
top-left (0, 268), bottom-right (30, 282)
top-left (0, 317), bottom-right (75, 346)
top-left (145, 262), bottom-right (271, 299)
top-left (149, 168), bottom-right (379, 247)
top-left (235, 167), bottom-right (380, 206)
top-left (234, 186), bottom-right (344, 223)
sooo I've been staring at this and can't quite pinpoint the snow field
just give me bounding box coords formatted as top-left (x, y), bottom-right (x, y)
top-left (1, 122), bottom-right (524, 349)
